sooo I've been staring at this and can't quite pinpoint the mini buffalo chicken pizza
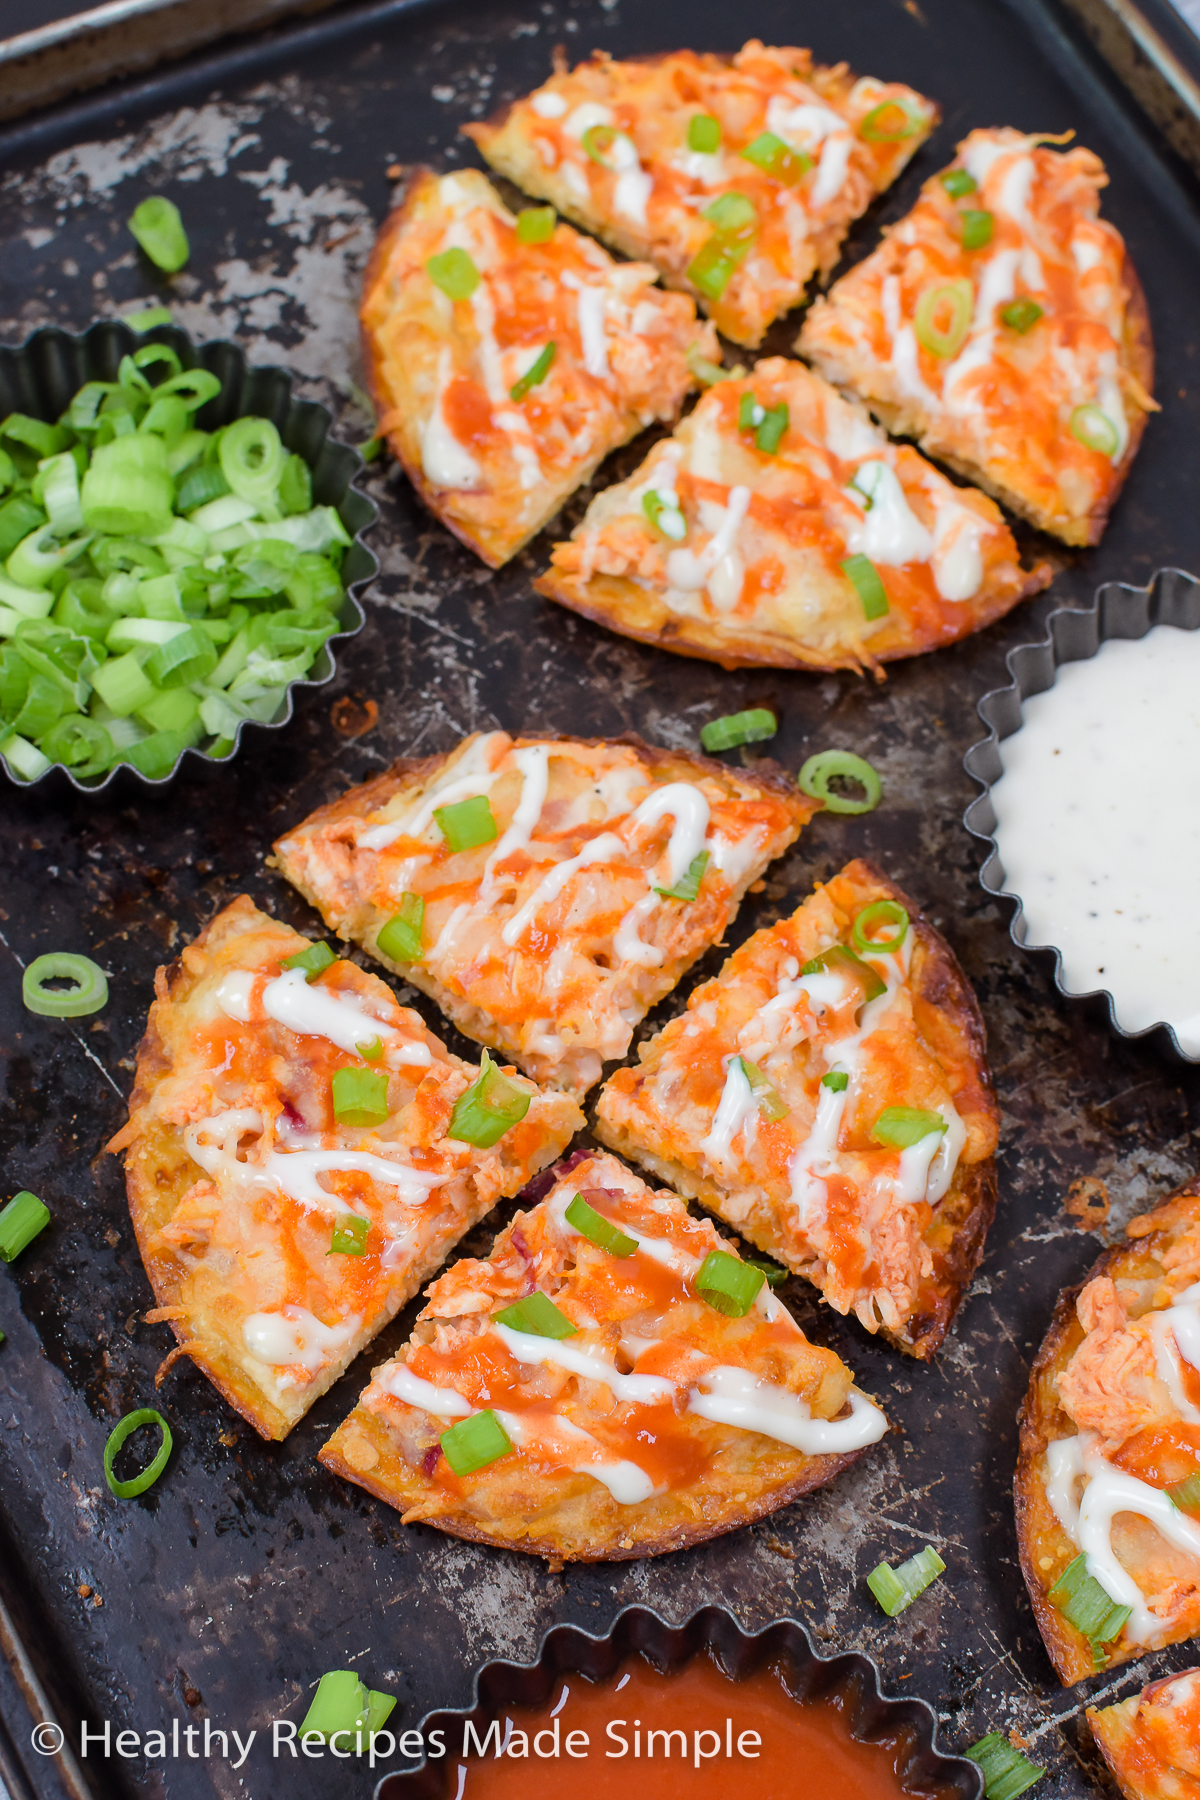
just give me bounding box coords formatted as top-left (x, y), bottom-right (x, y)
top-left (536, 358), bottom-right (1050, 674)
top-left (362, 167), bottom-right (717, 567)
top-left (321, 1151), bottom-right (888, 1560)
top-left (799, 128), bottom-right (1156, 546)
top-left (1090, 1668), bottom-right (1200, 1800)
top-left (465, 43), bottom-right (936, 347)
top-left (108, 897), bottom-right (582, 1440)
top-left (596, 861), bottom-right (1000, 1359)
top-left (272, 730), bottom-right (813, 1099)
top-left (1016, 1182), bottom-right (1200, 1683)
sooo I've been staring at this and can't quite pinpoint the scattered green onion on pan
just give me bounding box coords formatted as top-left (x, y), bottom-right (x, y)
top-left (377, 892), bottom-right (425, 964)
top-left (331, 1066), bottom-right (390, 1128)
top-left (22, 951), bottom-right (108, 1016)
top-left (696, 1248), bottom-right (765, 1317)
top-left (282, 941), bottom-right (337, 982)
top-left (493, 1290), bottom-right (577, 1339)
top-left (701, 707), bottom-right (777, 752)
top-left (128, 198), bottom-right (189, 273)
top-left (0, 1190), bottom-right (50, 1262)
top-left (798, 749), bottom-right (883, 815)
top-left (872, 1106), bottom-right (947, 1148)
top-left (447, 1050), bottom-right (531, 1148)
top-left (654, 849), bottom-right (709, 902)
top-left (964, 1734), bottom-right (1044, 1800)
top-left (104, 1407), bottom-right (173, 1499)
top-left (940, 168), bottom-right (977, 197)
top-left (435, 793), bottom-right (497, 852)
top-left (841, 552), bottom-right (889, 620)
top-left (123, 307), bottom-right (174, 332)
top-left (867, 1545), bottom-right (945, 1616)
top-left (510, 342), bottom-right (556, 402)
top-left (1047, 1552), bottom-right (1131, 1666)
top-left (299, 1671), bottom-right (397, 1747)
top-left (851, 899), bottom-right (909, 957)
top-left (1001, 297), bottom-right (1043, 334)
top-left (359, 436), bottom-right (383, 463)
top-left (329, 1214), bottom-right (369, 1256)
top-left (440, 1408), bottom-right (513, 1477)
top-left (687, 113), bottom-right (721, 154)
top-left (516, 206), bottom-right (556, 244)
top-left (564, 1193), bottom-right (637, 1258)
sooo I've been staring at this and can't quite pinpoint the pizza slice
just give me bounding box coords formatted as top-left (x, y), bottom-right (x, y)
top-left (362, 166), bottom-right (718, 568)
top-left (536, 357), bottom-right (1050, 674)
top-left (595, 859), bottom-right (1000, 1359)
top-left (271, 730), bottom-right (814, 1099)
top-left (1016, 1180), bottom-right (1200, 1684)
top-left (1089, 1668), bottom-right (1200, 1800)
top-left (798, 127), bottom-right (1156, 546)
top-left (465, 41), bottom-right (936, 347)
top-left (321, 1150), bottom-right (888, 1561)
top-left (106, 896), bottom-right (582, 1441)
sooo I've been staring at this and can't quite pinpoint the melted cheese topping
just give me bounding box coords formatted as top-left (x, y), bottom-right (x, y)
top-left (596, 868), bottom-right (998, 1339)
top-left (278, 731), bottom-right (806, 1094)
top-left (801, 128), bottom-right (1153, 536)
top-left (1093, 1669), bottom-right (1200, 1789)
top-left (547, 358), bottom-right (1038, 666)
top-left (357, 1153), bottom-right (886, 1507)
top-left (474, 42), bottom-right (934, 345)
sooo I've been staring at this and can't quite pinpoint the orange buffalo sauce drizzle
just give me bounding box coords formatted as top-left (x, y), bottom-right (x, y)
top-left (1112, 1422), bottom-right (1200, 1507)
top-left (450, 1652), bottom-right (951, 1800)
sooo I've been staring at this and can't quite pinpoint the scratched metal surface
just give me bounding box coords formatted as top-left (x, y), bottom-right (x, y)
top-left (1, 0), bottom-right (1200, 1796)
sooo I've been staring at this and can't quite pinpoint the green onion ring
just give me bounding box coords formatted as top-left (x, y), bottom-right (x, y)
top-left (859, 98), bottom-right (924, 142)
top-left (798, 750), bottom-right (883, 815)
top-left (914, 280), bottom-right (973, 359)
top-left (104, 1408), bottom-right (173, 1498)
top-left (22, 952), bottom-right (109, 1017)
top-left (1069, 403), bottom-right (1119, 457)
top-left (851, 899), bottom-right (909, 956)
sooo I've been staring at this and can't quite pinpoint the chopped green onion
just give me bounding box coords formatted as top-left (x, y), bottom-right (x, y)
top-left (440, 1408), bottom-right (513, 1476)
top-left (744, 1257), bottom-right (788, 1287)
top-left (447, 1050), bottom-right (531, 1148)
top-left (81, 434), bottom-right (174, 537)
top-left (687, 345), bottom-right (739, 387)
top-left (914, 280), bottom-right (973, 359)
top-left (494, 1291), bottom-right (577, 1339)
top-left (740, 131), bottom-right (810, 184)
top-left (128, 197), bottom-right (189, 273)
top-left (582, 123), bottom-right (632, 168)
top-left (124, 306), bottom-right (173, 331)
top-left (1070, 404), bottom-right (1119, 457)
top-left (435, 793), bottom-right (497, 852)
top-left (0, 1191), bottom-right (50, 1261)
top-left (642, 489), bottom-right (687, 540)
top-left (564, 1193), bottom-right (636, 1258)
top-left (1001, 297), bottom-right (1043, 334)
top-left (329, 1214), bottom-right (369, 1256)
top-left (851, 900), bottom-right (909, 957)
top-left (426, 248), bottom-right (480, 300)
top-left (220, 416), bottom-right (285, 506)
top-left (135, 688), bottom-right (199, 736)
top-left (1, 731), bottom-right (51, 782)
top-left (1048, 1552), bottom-right (1132, 1663)
top-left (687, 113), bottom-right (721, 154)
top-left (510, 342), bottom-right (556, 402)
top-left (23, 952), bottom-right (108, 1017)
top-left (940, 168), bottom-right (977, 197)
top-left (91, 651), bottom-right (156, 718)
top-left (960, 208), bottom-right (994, 250)
top-left (798, 749), bottom-right (883, 815)
top-left (867, 1545), bottom-right (946, 1616)
top-left (331, 1066), bottom-right (390, 1128)
top-left (655, 849), bottom-right (709, 902)
top-left (822, 1069), bottom-right (849, 1091)
top-left (281, 940), bottom-right (337, 982)
top-left (965, 1734), bottom-right (1044, 1800)
top-left (357, 1036), bottom-right (384, 1062)
top-left (358, 435), bottom-right (382, 463)
top-left (872, 1106), bottom-right (947, 1148)
top-left (738, 1056), bottom-right (788, 1121)
top-left (687, 194), bottom-right (758, 301)
top-left (377, 892), bottom-right (424, 964)
top-left (700, 708), bottom-right (777, 752)
top-left (1168, 1471), bottom-right (1200, 1512)
top-left (144, 623), bottom-right (217, 688)
top-left (801, 943), bottom-right (887, 1004)
top-left (42, 715), bottom-right (113, 776)
top-left (755, 401), bottom-right (789, 454)
top-left (739, 392), bottom-right (763, 432)
top-left (103, 1408), bottom-right (173, 1498)
top-left (704, 191), bottom-right (757, 233)
top-left (859, 98), bottom-right (924, 142)
top-left (841, 553), bottom-right (888, 620)
top-left (516, 205), bottom-right (556, 244)
top-left (299, 1672), bottom-right (397, 1747)
top-left (695, 1248), bottom-right (765, 1317)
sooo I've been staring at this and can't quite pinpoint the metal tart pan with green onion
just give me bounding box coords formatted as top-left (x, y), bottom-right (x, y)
top-left (0, 318), bottom-right (376, 792)
top-left (373, 1604), bottom-right (984, 1799)
top-left (963, 566), bottom-right (1200, 1065)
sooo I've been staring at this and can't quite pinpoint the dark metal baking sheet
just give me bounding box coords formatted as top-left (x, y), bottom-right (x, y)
top-left (2, 1), bottom-right (1200, 1796)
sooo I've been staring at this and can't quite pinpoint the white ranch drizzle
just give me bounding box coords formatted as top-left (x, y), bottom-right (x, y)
top-left (699, 1055), bottom-right (759, 1176)
top-left (184, 1112), bottom-right (446, 1217)
top-left (479, 743), bottom-right (550, 906)
top-left (421, 348), bottom-right (483, 491)
top-left (358, 732), bottom-right (502, 851)
top-left (213, 969), bottom-right (256, 1022)
top-left (242, 1306), bottom-right (361, 1372)
top-left (260, 967), bottom-right (402, 1057)
top-left (665, 486), bottom-right (752, 612)
top-left (843, 460), bottom-right (933, 565)
top-left (500, 831), bottom-right (624, 947)
top-left (496, 1409), bottom-right (661, 1504)
top-left (688, 1365), bottom-right (887, 1453)
top-left (531, 90), bottom-right (568, 119)
top-left (492, 1321), bottom-right (675, 1405)
top-left (560, 272), bottom-right (610, 380)
top-left (385, 1361), bottom-right (472, 1417)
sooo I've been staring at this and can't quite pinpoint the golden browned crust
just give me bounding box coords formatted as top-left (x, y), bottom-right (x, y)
top-left (596, 859), bottom-right (998, 1359)
top-left (1016, 1178), bottom-right (1200, 1685)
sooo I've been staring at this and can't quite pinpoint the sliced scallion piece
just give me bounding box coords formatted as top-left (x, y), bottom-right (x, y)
top-left (440, 1408), bottom-right (513, 1476)
top-left (1070, 404), bottom-right (1119, 457)
top-left (447, 1050), bottom-right (531, 1148)
top-left (700, 708), bottom-right (776, 752)
top-left (281, 941), bottom-right (337, 982)
top-left (510, 342), bottom-right (556, 402)
top-left (1001, 297), bottom-right (1043, 334)
top-left (1168, 1470), bottom-right (1200, 1512)
top-left (128, 197), bottom-right (189, 272)
top-left (331, 1066), bottom-right (389, 1127)
top-left (914, 280), bottom-right (973, 359)
top-left (0, 1190), bottom-right (50, 1262)
top-left (860, 98), bottom-right (924, 141)
top-left (356, 1036), bottom-right (384, 1062)
top-left (744, 1257), bottom-right (788, 1287)
top-left (851, 900), bottom-right (909, 957)
top-left (687, 113), bottom-right (721, 154)
top-left (299, 1671), bottom-right (397, 1747)
top-left (23, 952), bottom-right (108, 1017)
top-left (800, 943), bottom-right (886, 1003)
top-left (755, 401), bottom-right (789, 454)
top-left (798, 749), bottom-right (883, 815)
top-left (740, 131), bottom-right (810, 184)
top-left (435, 793), bottom-right (497, 852)
top-left (329, 1214), bottom-right (369, 1256)
top-left (960, 208), bottom-right (994, 251)
top-left (564, 1193), bottom-right (636, 1258)
top-left (426, 247), bottom-right (480, 300)
top-left (1047, 1552), bottom-right (1131, 1664)
top-left (822, 1069), bottom-right (849, 1091)
top-left (642, 489), bottom-right (687, 539)
top-left (940, 168), bottom-right (977, 197)
top-left (104, 1408), bottom-right (173, 1498)
top-left (516, 206), bottom-right (556, 244)
top-left (696, 1248), bottom-right (765, 1317)
top-left (872, 1106), bottom-right (947, 1148)
top-left (738, 1056), bottom-right (788, 1121)
top-left (687, 192), bottom-right (758, 300)
top-left (867, 1545), bottom-right (946, 1616)
top-left (494, 1291), bottom-right (577, 1339)
top-left (377, 892), bottom-right (424, 964)
top-left (964, 1734), bottom-right (1044, 1800)
top-left (841, 552), bottom-right (888, 620)
top-left (654, 849), bottom-right (709, 902)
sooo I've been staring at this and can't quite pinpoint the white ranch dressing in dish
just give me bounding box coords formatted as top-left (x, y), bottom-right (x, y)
top-left (989, 626), bottom-right (1200, 1051)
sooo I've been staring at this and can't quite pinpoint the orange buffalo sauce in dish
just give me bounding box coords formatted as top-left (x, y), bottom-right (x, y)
top-left (446, 1651), bottom-right (956, 1800)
